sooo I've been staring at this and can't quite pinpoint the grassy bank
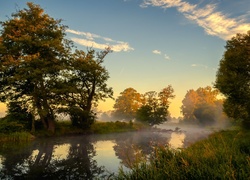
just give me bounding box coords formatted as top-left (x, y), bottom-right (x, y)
top-left (117, 129), bottom-right (250, 179)
top-left (0, 120), bottom-right (146, 141)
top-left (53, 120), bottom-right (146, 136)
top-left (0, 132), bottom-right (34, 142)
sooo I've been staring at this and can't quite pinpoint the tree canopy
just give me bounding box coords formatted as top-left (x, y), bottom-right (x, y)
top-left (0, 3), bottom-right (113, 133)
top-left (113, 85), bottom-right (175, 126)
top-left (137, 85), bottom-right (175, 126)
top-left (215, 31), bottom-right (250, 128)
top-left (181, 86), bottom-right (227, 126)
top-left (113, 87), bottom-right (142, 120)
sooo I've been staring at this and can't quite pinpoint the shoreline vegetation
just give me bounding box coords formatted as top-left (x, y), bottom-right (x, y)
top-left (117, 128), bottom-right (250, 179)
top-left (0, 120), bottom-right (146, 142)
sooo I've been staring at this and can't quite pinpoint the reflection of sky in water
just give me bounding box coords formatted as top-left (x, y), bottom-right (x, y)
top-left (168, 132), bottom-right (186, 149)
top-left (0, 126), bottom-right (212, 178)
top-left (93, 140), bottom-right (121, 173)
top-left (0, 155), bottom-right (3, 169)
top-left (30, 144), bottom-right (70, 162)
top-left (53, 144), bottom-right (70, 160)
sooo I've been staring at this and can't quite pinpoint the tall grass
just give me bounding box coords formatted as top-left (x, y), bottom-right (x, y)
top-left (0, 132), bottom-right (34, 142)
top-left (90, 121), bottom-right (136, 134)
top-left (117, 130), bottom-right (250, 179)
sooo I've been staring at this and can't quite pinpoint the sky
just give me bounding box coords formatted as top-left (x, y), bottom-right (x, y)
top-left (0, 0), bottom-right (250, 117)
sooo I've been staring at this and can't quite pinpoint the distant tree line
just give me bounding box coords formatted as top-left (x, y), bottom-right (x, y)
top-left (0, 3), bottom-right (113, 133)
top-left (180, 86), bottom-right (228, 126)
top-left (112, 85), bottom-right (175, 126)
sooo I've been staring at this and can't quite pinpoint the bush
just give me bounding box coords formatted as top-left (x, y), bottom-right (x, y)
top-left (0, 132), bottom-right (34, 142)
top-left (0, 119), bottom-right (25, 133)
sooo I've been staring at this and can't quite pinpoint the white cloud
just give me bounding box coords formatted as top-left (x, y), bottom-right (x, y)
top-left (164, 54), bottom-right (170, 60)
top-left (66, 29), bottom-right (134, 52)
top-left (152, 49), bottom-right (161, 54)
top-left (152, 50), bottom-right (171, 60)
top-left (191, 64), bottom-right (208, 69)
top-left (141, 0), bottom-right (250, 40)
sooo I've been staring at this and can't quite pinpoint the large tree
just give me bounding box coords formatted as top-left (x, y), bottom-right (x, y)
top-left (57, 48), bottom-right (113, 128)
top-left (136, 85), bottom-right (175, 126)
top-left (215, 31), bottom-right (250, 128)
top-left (0, 3), bottom-right (114, 132)
top-left (0, 3), bottom-right (72, 133)
top-left (113, 88), bottom-right (142, 120)
top-left (181, 86), bottom-right (227, 126)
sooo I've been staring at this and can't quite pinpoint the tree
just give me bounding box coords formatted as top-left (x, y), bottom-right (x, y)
top-left (181, 86), bottom-right (226, 126)
top-left (136, 85), bottom-right (175, 126)
top-left (215, 31), bottom-right (250, 128)
top-left (181, 89), bottom-right (199, 121)
top-left (4, 101), bottom-right (33, 130)
top-left (113, 88), bottom-right (142, 120)
top-left (57, 48), bottom-right (113, 128)
top-left (0, 3), bottom-right (72, 133)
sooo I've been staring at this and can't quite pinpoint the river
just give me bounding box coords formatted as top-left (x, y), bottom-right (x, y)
top-left (0, 123), bottom-right (211, 179)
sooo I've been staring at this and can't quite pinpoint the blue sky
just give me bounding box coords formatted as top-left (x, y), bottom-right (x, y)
top-left (1, 0), bottom-right (250, 117)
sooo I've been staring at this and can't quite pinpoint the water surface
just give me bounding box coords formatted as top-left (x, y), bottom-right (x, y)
top-left (0, 124), bottom-right (211, 179)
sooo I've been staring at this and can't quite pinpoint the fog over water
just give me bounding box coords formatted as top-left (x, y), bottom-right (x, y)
top-left (0, 122), bottom-right (217, 179)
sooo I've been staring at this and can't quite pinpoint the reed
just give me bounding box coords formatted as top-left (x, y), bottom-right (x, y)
top-left (117, 129), bottom-right (250, 179)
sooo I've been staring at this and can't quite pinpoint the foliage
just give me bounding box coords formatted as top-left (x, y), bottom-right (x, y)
top-left (90, 121), bottom-right (135, 134)
top-left (117, 130), bottom-right (250, 179)
top-left (136, 85), bottom-right (175, 126)
top-left (113, 88), bottom-right (142, 120)
top-left (0, 118), bottom-right (24, 133)
top-left (4, 102), bottom-right (33, 130)
top-left (0, 2), bottom-right (71, 133)
top-left (0, 132), bottom-right (33, 142)
top-left (181, 86), bottom-right (228, 126)
top-left (113, 85), bottom-right (175, 125)
top-left (215, 31), bottom-right (250, 129)
top-left (0, 3), bottom-right (113, 133)
top-left (56, 48), bottom-right (113, 128)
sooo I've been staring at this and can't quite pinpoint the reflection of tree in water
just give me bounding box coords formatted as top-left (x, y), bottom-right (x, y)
top-left (52, 139), bottom-right (106, 179)
top-left (113, 131), bottom-right (169, 168)
top-left (0, 137), bottom-right (107, 179)
top-left (0, 142), bottom-right (35, 179)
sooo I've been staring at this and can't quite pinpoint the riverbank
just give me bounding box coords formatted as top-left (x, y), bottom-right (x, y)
top-left (0, 120), bottom-right (147, 142)
top-left (117, 128), bottom-right (250, 179)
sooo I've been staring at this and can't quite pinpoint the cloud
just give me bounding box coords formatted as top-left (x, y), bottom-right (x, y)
top-left (141, 0), bottom-right (250, 40)
top-left (191, 64), bottom-right (208, 69)
top-left (152, 49), bottom-right (171, 60)
top-left (164, 54), bottom-right (170, 60)
top-left (152, 49), bottom-right (162, 54)
top-left (66, 29), bottom-right (134, 52)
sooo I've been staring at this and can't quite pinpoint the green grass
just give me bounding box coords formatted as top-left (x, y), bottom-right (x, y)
top-left (0, 120), bottom-right (145, 141)
top-left (117, 129), bottom-right (250, 180)
top-left (33, 120), bottom-right (145, 137)
top-left (90, 121), bottom-right (139, 134)
top-left (0, 132), bottom-right (34, 142)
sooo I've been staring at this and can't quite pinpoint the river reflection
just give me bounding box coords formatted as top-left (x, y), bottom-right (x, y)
top-left (0, 125), bottom-right (211, 179)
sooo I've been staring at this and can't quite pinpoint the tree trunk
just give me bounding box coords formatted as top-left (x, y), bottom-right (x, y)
top-left (31, 114), bottom-right (35, 133)
top-left (47, 115), bottom-right (55, 134)
top-left (40, 81), bottom-right (56, 134)
top-left (34, 94), bottom-right (48, 129)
